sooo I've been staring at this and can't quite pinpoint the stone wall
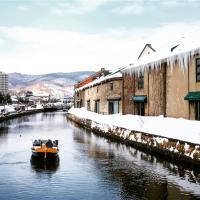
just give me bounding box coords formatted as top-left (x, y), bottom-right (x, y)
top-left (67, 113), bottom-right (200, 169)
top-left (74, 89), bottom-right (85, 108)
top-left (0, 109), bottom-right (44, 122)
top-left (123, 67), bottom-right (165, 116)
top-left (122, 73), bottom-right (135, 114)
top-left (166, 62), bottom-right (189, 119)
top-left (148, 67), bottom-right (166, 116)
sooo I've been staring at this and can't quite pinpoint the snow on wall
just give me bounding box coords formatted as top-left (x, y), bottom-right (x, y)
top-left (68, 107), bottom-right (200, 161)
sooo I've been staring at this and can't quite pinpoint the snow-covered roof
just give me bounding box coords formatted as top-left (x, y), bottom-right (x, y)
top-left (125, 36), bottom-right (200, 74)
top-left (75, 69), bottom-right (122, 92)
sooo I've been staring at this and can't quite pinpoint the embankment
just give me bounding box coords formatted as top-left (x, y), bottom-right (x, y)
top-left (0, 109), bottom-right (44, 122)
top-left (67, 113), bottom-right (200, 170)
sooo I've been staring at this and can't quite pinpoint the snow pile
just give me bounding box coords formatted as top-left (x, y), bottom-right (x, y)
top-left (0, 105), bottom-right (15, 113)
top-left (68, 107), bottom-right (200, 145)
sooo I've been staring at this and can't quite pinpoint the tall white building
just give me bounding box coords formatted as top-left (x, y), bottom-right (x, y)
top-left (0, 72), bottom-right (8, 94)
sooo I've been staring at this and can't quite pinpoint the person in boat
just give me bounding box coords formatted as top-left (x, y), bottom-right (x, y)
top-left (46, 139), bottom-right (53, 148)
top-left (33, 140), bottom-right (40, 146)
top-left (53, 140), bottom-right (58, 147)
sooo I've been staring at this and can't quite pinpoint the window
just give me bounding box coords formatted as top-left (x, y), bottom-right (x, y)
top-left (87, 100), bottom-right (90, 111)
top-left (138, 73), bottom-right (144, 89)
top-left (110, 83), bottom-right (114, 91)
top-left (108, 100), bottom-right (119, 114)
top-left (195, 101), bottom-right (200, 120)
top-left (196, 58), bottom-right (200, 82)
top-left (80, 99), bottom-right (82, 108)
top-left (76, 101), bottom-right (79, 108)
top-left (94, 100), bottom-right (100, 113)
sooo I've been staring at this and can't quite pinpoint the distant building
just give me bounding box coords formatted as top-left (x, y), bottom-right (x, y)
top-left (74, 68), bottom-right (110, 89)
top-left (26, 91), bottom-right (33, 97)
top-left (0, 72), bottom-right (8, 94)
top-left (11, 95), bottom-right (18, 104)
top-left (63, 95), bottom-right (74, 103)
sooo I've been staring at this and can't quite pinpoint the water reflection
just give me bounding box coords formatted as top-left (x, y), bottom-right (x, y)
top-left (0, 122), bottom-right (9, 144)
top-left (73, 129), bottom-right (200, 199)
top-left (42, 112), bottom-right (56, 120)
top-left (30, 156), bottom-right (60, 174)
top-left (0, 124), bottom-right (9, 136)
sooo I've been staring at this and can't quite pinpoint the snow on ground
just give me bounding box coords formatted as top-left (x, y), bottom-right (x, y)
top-left (68, 107), bottom-right (200, 145)
top-left (0, 104), bottom-right (43, 113)
top-left (0, 105), bottom-right (15, 113)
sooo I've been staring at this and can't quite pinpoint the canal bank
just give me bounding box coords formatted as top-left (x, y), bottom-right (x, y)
top-left (0, 109), bottom-right (44, 122)
top-left (67, 111), bottom-right (200, 170)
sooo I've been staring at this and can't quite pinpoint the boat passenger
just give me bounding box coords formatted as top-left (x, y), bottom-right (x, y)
top-left (46, 139), bottom-right (53, 148)
top-left (33, 140), bottom-right (40, 146)
top-left (53, 140), bottom-right (58, 147)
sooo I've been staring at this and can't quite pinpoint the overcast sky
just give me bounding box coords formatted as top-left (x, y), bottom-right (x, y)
top-left (0, 0), bottom-right (200, 74)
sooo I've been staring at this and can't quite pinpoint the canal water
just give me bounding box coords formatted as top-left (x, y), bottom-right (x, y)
top-left (0, 112), bottom-right (199, 200)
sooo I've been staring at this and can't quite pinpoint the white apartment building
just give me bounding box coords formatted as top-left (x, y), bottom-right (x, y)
top-left (0, 72), bottom-right (8, 94)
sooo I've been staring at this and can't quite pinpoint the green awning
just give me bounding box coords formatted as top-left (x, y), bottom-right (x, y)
top-left (184, 91), bottom-right (200, 101)
top-left (132, 95), bottom-right (147, 103)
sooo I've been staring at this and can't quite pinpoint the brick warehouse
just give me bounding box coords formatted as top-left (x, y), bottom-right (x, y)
top-left (74, 41), bottom-right (200, 121)
top-left (123, 42), bottom-right (200, 120)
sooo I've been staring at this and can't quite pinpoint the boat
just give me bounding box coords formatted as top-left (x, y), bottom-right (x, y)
top-left (31, 139), bottom-right (59, 159)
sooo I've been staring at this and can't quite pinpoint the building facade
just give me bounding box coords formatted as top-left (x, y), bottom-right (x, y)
top-left (0, 72), bottom-right (8, 94)
top-left (74, 42), bottom-right (200, 121)
top-left (74, 71), bottom-right (123, 115)
top-left (123, 44), bottom-right (200, 120)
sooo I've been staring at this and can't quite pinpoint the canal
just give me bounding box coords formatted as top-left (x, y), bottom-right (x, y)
top-left (0, 112), bottom-right (199, 200)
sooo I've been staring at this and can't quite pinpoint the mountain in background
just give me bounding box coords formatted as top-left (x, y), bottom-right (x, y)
top-left (8, 71), bottom-right (94, 97)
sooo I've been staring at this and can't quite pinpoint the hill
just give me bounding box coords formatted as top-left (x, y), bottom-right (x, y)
top-left (8, 71), bottom-right (94, 97)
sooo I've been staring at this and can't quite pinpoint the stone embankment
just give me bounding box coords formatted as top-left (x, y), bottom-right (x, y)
top-left (0, 109), bottom-right (44, 122)
top-left (67, 113), bottom-right (200, 169)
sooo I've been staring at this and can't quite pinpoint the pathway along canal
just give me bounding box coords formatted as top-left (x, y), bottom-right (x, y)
top-left (0, 112), bottom-right (199, 200)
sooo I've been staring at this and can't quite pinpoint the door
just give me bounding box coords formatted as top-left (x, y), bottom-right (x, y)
top-left (95, 100), bottom-right (100, 113)
top-left (195, 101), bottom-right (200, 120)
top-left (136, 102), bottom-right (145, 116)
top-left (108, 101), bottom-right (119, 114)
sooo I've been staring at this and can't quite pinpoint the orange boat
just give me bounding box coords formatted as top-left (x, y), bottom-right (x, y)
top-left (31, 139), bottom-right (59, 159)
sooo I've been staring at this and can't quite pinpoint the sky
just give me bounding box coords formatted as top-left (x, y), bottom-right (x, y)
top-left (0, 0), bottom-right (200, 74)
